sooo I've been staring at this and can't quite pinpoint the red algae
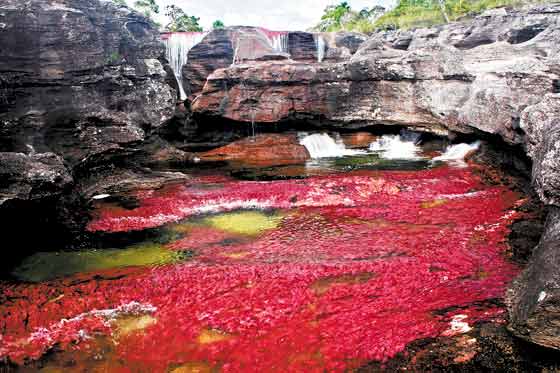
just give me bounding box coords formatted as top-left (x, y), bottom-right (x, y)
top-left (0, 166), bottom-right (524, 371)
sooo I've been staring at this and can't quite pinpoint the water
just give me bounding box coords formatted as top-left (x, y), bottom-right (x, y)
top-left (0, 133), bottom-right (523, 371)
top-left (314, 34), bottom-right (327, 63)
top-left (433, 141), bottom-right (480, 167)
top-left (269, 33), bottom-right (289, 53)
top-left (163, 32), bottom-right (206, 100)
top-left (300, 133), bottom-right (363, 158)
top-left (369, 134), bottom-right (424, 160)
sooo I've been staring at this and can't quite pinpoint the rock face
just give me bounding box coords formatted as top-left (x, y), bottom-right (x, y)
top-left (0, 0), bottom-right (177, 248)
top-left (183, 27), bottom-right (366, 99)
top-left (507, 93), bottom-right (560, 349)
top-left (192, 4), bottom-right (560, 145)
top-left (0, 0), bottom-right (175, 165)
top-left (198, 134), bottom-right (310, 166)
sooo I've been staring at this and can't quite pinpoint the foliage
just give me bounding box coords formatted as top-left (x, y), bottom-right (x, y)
top-left (165, 5), bottom-right (203, 32)
top-left (212, 20), bottom-right (225, 29)
top-left (111, 0), bottom-right (127, 6)
top-left (374, 0), bottom-right (547, 30)
top-left (313, 0), bottom-right (546, 33)
top-left (134, 0), bottom-right (159, 19)
top-left (312, 2), bottom-right (385, 34)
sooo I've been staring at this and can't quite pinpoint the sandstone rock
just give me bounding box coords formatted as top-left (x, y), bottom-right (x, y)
top-left (508, 207), bottom-right (560, 350)
top-left (198, 134), bottom-right (310, 166)
top-left (341, 132), bottom-right (378, 148)
top-left (0, 0), bottom-right (176, 165)
top-left (192, 5), bottom-right (560, 143)
top-left (520, 93), bottom-right (560, 206)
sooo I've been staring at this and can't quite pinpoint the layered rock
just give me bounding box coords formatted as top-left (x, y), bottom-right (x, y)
top-left (183, 27), bottom-right (366, 99)
top-left (0, 0), bottom-right (177, 247)
top-left (198, 134), bottom-right (310, 166)
top-left (192, 4), bottom-right (560, 145)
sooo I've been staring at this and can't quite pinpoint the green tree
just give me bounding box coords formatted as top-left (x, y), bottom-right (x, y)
top-left (134, 0), bottom-right (159, 18)
top-left (111, 0), bottom-right (127, 6)
top-left (165, 5), bottom-right (203, 32)
top-left (212, 20), bottom-right (225, 29)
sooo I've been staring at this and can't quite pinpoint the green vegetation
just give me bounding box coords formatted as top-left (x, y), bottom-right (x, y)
top-left (165, 5), bottom-right (203, 32)
top-left (212, 20), bottom-right (225, 29)
top-left (313, 2), bottom-right (385, 34)
top-left (313, 0), bottom-right (547, 33)
top-left (111, 0), bottom-right (127, 6)
top-left (13, 243), bottom-right (191, 282)
top-left (134, 0), bottom-right (159, 18)
top-left (374, 0), bottom-right (546, 30)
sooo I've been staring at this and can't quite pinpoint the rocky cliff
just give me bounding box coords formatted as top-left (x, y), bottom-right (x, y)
top-left (189, 4), bottom-right (560, 351)
top-left (0, 0), bottom-right (177, 251)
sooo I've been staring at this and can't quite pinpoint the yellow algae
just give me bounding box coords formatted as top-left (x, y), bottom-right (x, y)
top-left (203, 211), bottom-right (282, 236)
top-left (170, 362), bottom-right (214, 373)
top-left (420, 199), bottom-right (448, 208)
top-left (221, 251), bottom-right (250, 259)
top-left (310, 272), bottom-right (374, 296)
top-left (113, 314), bottom-right (157, 338)
top-left (197, 328), bottom-right (233, 345)
top-left (13, 243), bottom-right (187, 282)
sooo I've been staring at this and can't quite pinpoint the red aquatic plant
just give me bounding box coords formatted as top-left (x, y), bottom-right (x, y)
top-left (0, 166), bottom-right (523, 371)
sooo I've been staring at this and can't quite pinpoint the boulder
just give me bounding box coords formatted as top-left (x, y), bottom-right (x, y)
top-left (198, 134), bottom-right (310, 166)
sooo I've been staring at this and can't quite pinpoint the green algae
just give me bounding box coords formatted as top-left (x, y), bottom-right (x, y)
top-left (203, 211), bottom-right (283, 236)
top-left (13, 243), bottom-right (190, 282)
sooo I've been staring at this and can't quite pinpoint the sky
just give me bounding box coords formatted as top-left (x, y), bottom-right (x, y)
top-left (136, 0), bottom-right (397, 31)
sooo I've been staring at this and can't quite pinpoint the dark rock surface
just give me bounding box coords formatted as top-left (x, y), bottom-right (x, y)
top-left (0, 0), bottom-right (178, 249)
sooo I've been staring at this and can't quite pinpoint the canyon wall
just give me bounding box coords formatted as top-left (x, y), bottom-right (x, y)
top-left (0, 0), bottom-right (177, 249)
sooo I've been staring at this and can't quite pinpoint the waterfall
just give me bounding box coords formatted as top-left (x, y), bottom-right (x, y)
top-left (369, 134), bottom-right (424, 160)
top-left (432, 142), bottom-right (480, 167)
top-left (300, 133), bottom-right (363, 158)
top-left (163, 32), bottom-right (206, 100)
top-left (314, 34), bottom-right (326, 63)
top-left (270, 33), bottom-right (289, 53)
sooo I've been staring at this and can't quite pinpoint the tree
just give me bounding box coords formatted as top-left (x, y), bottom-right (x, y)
top-left (212, 20), bottom-right (225, 29)
top-left (111, 0), bottom-right (127, 7)
top-left (165, 5), bottom-right (203, 32)
top-left (134, 0), bottom-right (159, 18)
top-left (437, 0), bottom-right (450, 22)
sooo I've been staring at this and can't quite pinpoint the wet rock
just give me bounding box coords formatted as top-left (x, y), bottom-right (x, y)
top-left (508, 208), bottom-right (560, 350)
top-left (0, 0), bottom-right (175, 164)
top-left (341, 132), bottom-right (378, 148)
top-left (520, 93), bottom-right (560, 206)
top-left (198, 134), bottom-right (310, 166)
top-left (192, 5), bottom-right (560, 142)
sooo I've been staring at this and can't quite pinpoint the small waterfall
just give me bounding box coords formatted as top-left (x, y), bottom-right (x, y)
top-left (314, 34), bottom-right (326, 63)
top-left (432, 142), bottom-right (480, 167)
top-left (163, 32), bottom-right (206, 100)
top-left (369, 134), bottom-right (424, 160)
top-left (270, 33), bottom-right (289, 53)
top-left (300, 133), bottom-right (363, 158)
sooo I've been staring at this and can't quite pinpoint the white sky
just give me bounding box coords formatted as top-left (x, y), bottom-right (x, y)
top-left (133, 0), bottom-right (396, 31)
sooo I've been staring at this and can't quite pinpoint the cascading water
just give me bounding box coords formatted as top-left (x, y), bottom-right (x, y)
top-left (369, 134), bottom-right (424, 160)
top-left (163, 32), bottom-right (206, 100)
top-left (314, 34), bottom-right (327, 63)
top-left (433, 142), bottom-right (480, 166)
top-left (300, 133), bottom-right (363, 158)
top-left (270, 33), bottom-right (289, 53)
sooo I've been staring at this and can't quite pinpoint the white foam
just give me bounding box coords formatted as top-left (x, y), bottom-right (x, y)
top-left (368, 134), bottom-right (424, 160)
top-left (433, 142), bottom-right (480, 167)
top-left (300, 133), bottom-right (363, 158)
top-left (163, 33), bottom-right (206, 100)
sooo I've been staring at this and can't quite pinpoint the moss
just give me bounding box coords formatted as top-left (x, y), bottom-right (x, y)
top-left (203, 211), bottom-right (283, 236)
top-left (13, 243), bottom-right (187, 282)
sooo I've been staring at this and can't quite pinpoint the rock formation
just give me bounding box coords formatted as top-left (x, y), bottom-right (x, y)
top-left (0, 0), bottom-right (177, 248)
